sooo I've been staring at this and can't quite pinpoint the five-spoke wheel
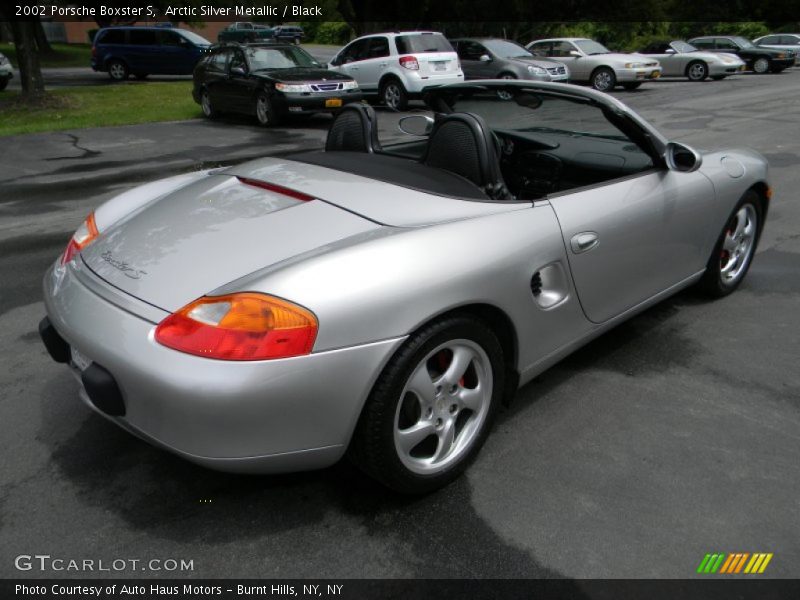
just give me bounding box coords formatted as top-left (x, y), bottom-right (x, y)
top-left (350, 315), bottom-right (505, 493)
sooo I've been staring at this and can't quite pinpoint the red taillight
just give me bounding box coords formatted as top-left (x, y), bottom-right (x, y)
top-left (61, 212), bottom-right (99, 265)
top-left (399, 55), bottom-right (419, 70)
top-left (155, 293), bottom-right (318, 361)
top-left (237, 176), bottom-right (315, 202)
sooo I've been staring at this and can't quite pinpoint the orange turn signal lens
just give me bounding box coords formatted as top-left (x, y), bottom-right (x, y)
top-left (155, 293), bottom-right (318, 361)
top-left (61, 212), bottom-right (99, 265)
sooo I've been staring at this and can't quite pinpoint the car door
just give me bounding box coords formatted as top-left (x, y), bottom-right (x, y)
top-left (127, 29), bottom-right (159, 74)
top-left (333, 39), bottom-right (370, 89)
top-left (552, 41), bottom-right (586, 78)
top-left (224, 49), bottom-right (254, 112)
top-left (157, 30), bottom-right (190, 74)
top-left (358, 36), bottom-right (391, 90)
top-left (641, 42), bottom-right (679, 76)
top-left (204, 49), bottom-right (231, 106)
top-left (545, 105), bottom-right (716, 323)
top-left (457, 41), bottom-right (495, 79)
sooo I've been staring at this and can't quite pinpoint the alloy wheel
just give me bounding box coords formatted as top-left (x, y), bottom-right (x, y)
top-left (383, 83), bottom-right (402, 110)
top-left (497, 74), bottom-right (516, 100)
top-left (688, 62), bottom-right (707, 81)
top-left (201, 92), bottom-right (213, 117)
top-left (256, 95), bottom-right (271, 125)
top-left (719, 204), bottom-right (757, 285)
top-left (108, 62), bottom-right (126, 81)
top-left (393, 339), bottom-right (493, 475)
top-left (753, 58), bottom-right (769, 74)
top-left (593, 70), bottom-right (613, 91)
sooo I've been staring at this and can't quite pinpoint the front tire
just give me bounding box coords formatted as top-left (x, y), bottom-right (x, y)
top-left (591, 67), bottom-right (616, 92)
top-left (696, 190), bottom-right (762, 297)
top-left (686, 60), bottom-right (708, 81)
top-left (255, 92), bottom-right (279, 126)
top-left (349, 315), bottom-right (505, 494)
top-left (200, 89), bottom-right (218, 119)
top-left (380, 78), bottom-right (409, 111)
top-left (107, 59), bottom-right (129, 81)
top-left (752, 57), bottom-right (770, 74)
top-left (497, 72), bottom-right (517, 100)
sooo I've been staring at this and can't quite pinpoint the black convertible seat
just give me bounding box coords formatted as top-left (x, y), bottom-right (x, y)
top-left (423, 112), bottom-right (512, 200)
top-left (325, 103), bottom-right (382, 153)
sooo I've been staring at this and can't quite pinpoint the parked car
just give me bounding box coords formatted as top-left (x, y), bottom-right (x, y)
top-left (218, 22), bottom-right (274, 43)
top-left (328, 31), bottom-right (464, 110)
top-left (40, 81), bottom-right (769, 493)
top-left (0, 52), bottom-right (13, 91)
top-left (91, 26), bottom-right (212, 81)
top-left (638, 40), bottom-right (745, 81)
top-left (688, 36), bottom-right (795, 73)
top-left (193, 42), bottom-right (361, 126)
top-left (753, 33), bottom-right (800, 65)
top-left (272, 26), bottom-right (304, 45)
top-left (526, 37), bottom-right (660, 91)
top-left (450, 38), bottom-right (569, 83)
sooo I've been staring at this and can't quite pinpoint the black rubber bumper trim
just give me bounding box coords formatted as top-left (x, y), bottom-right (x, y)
top-left (38, 317), bottom-right (70, 364)
top-left (82, 363), bottom-right (126, 417)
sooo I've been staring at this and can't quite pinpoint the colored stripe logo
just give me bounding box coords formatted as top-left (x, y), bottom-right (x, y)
top-left (697, 553), bottom-right (773, 574)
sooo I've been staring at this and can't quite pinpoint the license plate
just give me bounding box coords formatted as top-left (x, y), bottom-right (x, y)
top-left (651, 70), bottom-right (661, 78)
top-left (325, 98), bottom-right (342, 108)
top-left (739, 65), bottom-right (746, 71)
top-left (71, 347), bottom-right (92, 371)
top-left (432, 61), bottom-right (447, 71)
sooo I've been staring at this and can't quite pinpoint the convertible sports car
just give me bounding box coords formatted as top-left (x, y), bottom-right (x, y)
top-left (40, 81), bottom-right (769, 494)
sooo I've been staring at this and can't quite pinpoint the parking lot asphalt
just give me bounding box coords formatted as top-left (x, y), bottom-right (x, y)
top-left (1, 71), bottom-right (799, 579)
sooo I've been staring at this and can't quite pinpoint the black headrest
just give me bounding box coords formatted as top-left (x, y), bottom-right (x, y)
top-left (422, 112), bottom-right (510, 200)
top-left (325, 103), bottom-right (382, 153)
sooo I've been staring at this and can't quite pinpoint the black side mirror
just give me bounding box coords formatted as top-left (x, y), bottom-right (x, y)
top-left (665, 141), bottom-right (702, 173)
top-left (230, 66), bottom-right (246, 77)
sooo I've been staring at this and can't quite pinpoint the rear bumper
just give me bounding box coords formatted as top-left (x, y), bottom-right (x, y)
top-left (42, 260), bottom-right (405, 473)
top-left (404, 71), bottom-right (465, 94)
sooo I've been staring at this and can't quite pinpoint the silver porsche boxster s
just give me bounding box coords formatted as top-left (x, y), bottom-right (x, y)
top-left (40, 81), bottom-right (770, 493)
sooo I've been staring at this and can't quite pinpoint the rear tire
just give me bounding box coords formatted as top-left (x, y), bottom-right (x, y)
top-left (349, 315), bottom-right (505, 494)
top-left (591, 67), bottom-right (616, 92)
top-left (696, 190), bottom-right (762, 298)
top-left (686, 60), bottom-right (708, 81)
top-left (0, 78), bottom-right (8, 91)
top-left (107, 59), bottom-right (129, 81)
top-left (380, 78), bottom-right (409, 111)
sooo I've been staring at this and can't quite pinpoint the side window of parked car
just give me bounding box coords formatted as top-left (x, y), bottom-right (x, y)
top-left (159, 31), bottom-right (183, 46)
top-left (643, 42), bottom-right (670, 53)
top-left (129, 29), bottom-right (158, 46)
top-left (782, 35), bottom-right (800, 45)
top-left (458, 41), bottom-right (487, 60)
top-left (229, 51), bottom-right (247, 73)
top-left (367, 37), bottom-right (390, 59)
top-left (100, 29), bottom-right (126, 44)
top-left (208, 50), bottom-right (230, 72)
top-left (339, 39), bottom-right (368, 64)
top-left (551, 42), bottom-right (575, 57)
top-left (691, 39), bottom-right (710, 49)
top-left (528, 42), bottom-right (551, 57)
top-left (716, 39), bottom-right (738, 50)
top-left (760, 35), bottom-right (780, 45)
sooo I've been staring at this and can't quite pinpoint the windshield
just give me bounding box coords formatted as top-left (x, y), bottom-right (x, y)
top-left (731, 36), bottom-right (753, 48)
top-left (430, 86), bottom-right (627, 140)
top-left (178, 31), bottom-right (211, 46)
top-left (484, 39), bottom-right (533, 59)
top-left (246, 46), bottom-right (320, 70)
top-left (396, 33), bottom-right (453, 54)
top-left (671, 40), bottom-right (698, 53)
top-left (574, 39), bottom-right (611, 55)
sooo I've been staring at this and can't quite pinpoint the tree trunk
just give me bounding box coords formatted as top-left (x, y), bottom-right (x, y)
top-left (34, 18), bottom-right (53, 52)
top-left (11, 20), bottom-right (46, 98)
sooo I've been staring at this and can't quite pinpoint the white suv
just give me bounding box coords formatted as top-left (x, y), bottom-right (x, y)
top-left (328, 31), bottom-right (464, 110)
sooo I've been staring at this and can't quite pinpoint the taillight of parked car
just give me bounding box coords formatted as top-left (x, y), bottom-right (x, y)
top-left (399, 56), bottom-right (419, 70)
top-left (61, 212), bottom-right (99, 265)
top-left (155, 293), bottom-right (318, 361)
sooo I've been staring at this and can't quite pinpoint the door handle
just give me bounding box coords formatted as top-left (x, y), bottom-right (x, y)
top-left (570, 232), bottom-right (599, 254)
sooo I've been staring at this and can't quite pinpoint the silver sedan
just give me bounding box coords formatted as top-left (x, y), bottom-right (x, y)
top-left (40, 81), bottom-right (769, 493)
top-left (639, 40), bottom-right (746, 80)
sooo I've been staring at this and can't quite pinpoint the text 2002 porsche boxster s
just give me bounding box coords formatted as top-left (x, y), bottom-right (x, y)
top-left (40, 81), bottom-right (769, 493)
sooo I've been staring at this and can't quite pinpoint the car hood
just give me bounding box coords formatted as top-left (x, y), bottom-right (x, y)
top-left (254, 68), bottom-right (352, 82)
top-left (81, 173), bottom-right (381, 312)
